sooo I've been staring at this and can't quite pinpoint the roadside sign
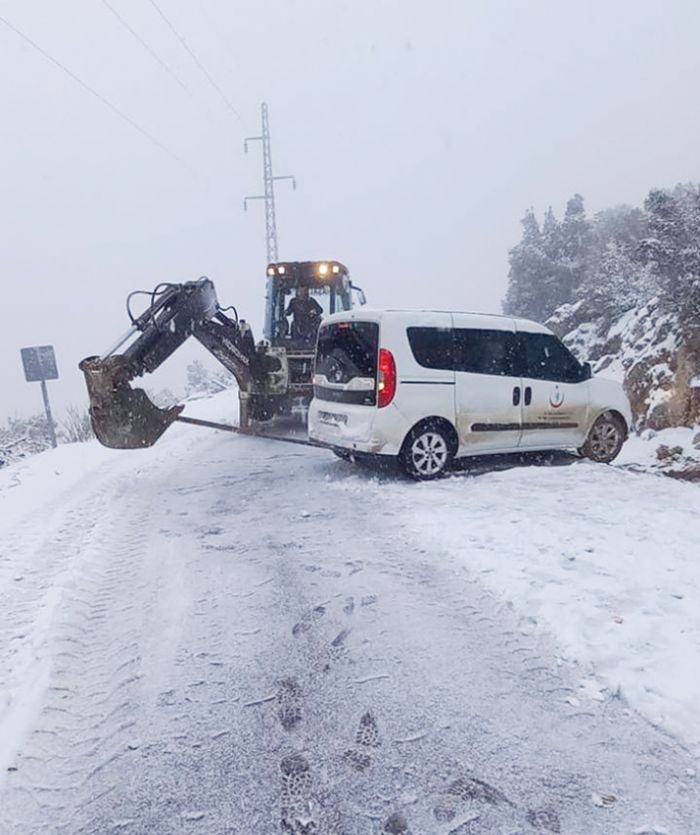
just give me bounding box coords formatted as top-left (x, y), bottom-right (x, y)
top-left (20, 345), bottom-right (58, 448)
top-left (21, 345), bottom-right (59, 383)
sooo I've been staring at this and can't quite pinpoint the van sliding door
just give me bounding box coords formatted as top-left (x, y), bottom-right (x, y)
top-left (452, 315), bottom-right (523, 453)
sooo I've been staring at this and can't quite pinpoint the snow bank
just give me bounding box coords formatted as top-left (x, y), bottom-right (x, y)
top-left (0, 442), bottom-right (116, 534)
top-left (0, 387), bottom-right (238, 534)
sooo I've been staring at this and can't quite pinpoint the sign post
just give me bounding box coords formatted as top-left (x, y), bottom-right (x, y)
top-left (20, 345), bottom-right (59, 449)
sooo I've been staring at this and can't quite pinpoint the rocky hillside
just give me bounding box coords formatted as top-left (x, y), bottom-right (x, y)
top-left (547, 298), bottom-right (700, 481)
top-left (548, 298), bottom-right (700, 431)
top-left (503, 182), bottom-right (700, 480)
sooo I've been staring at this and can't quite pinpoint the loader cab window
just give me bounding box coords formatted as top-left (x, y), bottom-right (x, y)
top-left (270, 279), bottom-right (352, 343)
top-left (301, 284), bottom-right (352, 318)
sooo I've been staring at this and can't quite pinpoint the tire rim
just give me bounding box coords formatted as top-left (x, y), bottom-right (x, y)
top-left (590, 420), bottom-right (621, 459)
top-left (411, 432), bottom-right (448, 476)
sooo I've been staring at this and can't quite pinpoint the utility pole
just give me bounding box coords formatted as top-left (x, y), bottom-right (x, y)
top-left (244, 102), bottom-right (296, 263)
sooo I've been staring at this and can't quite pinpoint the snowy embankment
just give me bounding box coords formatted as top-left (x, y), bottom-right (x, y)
top-left (334, 452), bottom-right (700, 755)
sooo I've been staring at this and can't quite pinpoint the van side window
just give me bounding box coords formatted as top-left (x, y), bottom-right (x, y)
top-left (453, 329), bottom-right (517, 376)
top-left (407, 327), bottom-right (453, 371)
top-left (519, 333), bottom-right (584, 383)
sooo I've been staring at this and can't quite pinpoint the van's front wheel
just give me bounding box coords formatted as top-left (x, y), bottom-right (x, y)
top-left (580, 412), bottom-right (625, 463)
top-left (401, 424), bottom-right (453, 480)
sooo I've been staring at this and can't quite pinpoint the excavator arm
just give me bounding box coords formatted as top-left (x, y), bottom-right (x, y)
top-left (80, 278), bottom-right (275, 449)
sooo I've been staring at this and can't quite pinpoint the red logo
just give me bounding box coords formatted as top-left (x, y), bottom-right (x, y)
top-left (549, 386), bottom-right (564, 409)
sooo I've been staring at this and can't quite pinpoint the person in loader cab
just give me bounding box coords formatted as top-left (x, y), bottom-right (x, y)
top-left (285, 286), bottom-right (323, 341)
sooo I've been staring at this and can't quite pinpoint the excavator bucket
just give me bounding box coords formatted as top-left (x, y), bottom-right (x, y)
top-left (80, 356), bottom-right (183, 449)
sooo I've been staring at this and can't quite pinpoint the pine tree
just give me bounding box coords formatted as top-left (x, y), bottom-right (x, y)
top-left (539, 206), bottom-right (570, 315)
top-left (503, 209), bottom-right (551, 320)
top-left (577, 205), bottom-right (655, 317)
top-left (559, 193), bottom-right (592, 303)
top-left (592, 205), bottom-right (647, 251)
top-left (579, 241), bottom-right (655, 318)
top-left (503, 183), bottom-right (699, 327)
top-left (185, 359), bottom-right (233, 397)
top-left (185, 360), bottom-right (212, 396)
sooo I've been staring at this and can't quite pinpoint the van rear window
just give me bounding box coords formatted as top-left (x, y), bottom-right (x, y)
top-left (315, 322), bottom-right (378, 405)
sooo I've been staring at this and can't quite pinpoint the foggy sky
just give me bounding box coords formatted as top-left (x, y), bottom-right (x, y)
top-left (2, 0), bottom-right (699, 422)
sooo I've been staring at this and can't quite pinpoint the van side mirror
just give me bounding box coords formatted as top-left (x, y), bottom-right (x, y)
top-left (582, 361), bottom-right (593, 381)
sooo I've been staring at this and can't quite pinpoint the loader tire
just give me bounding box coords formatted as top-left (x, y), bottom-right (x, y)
top-left (249, 396), bottom-right (275, 422)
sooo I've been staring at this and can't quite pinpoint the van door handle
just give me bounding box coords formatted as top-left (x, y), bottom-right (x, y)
top-left (524, 386), bottom-right (532, 406)
top-left (512, 386), bottom-right (521, 406)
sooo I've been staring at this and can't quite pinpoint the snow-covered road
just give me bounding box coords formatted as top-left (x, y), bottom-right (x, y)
top-left (1, 413), bottom-right (699, 834)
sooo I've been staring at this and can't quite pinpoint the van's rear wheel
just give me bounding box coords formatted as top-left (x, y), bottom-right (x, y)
top-left (401, 424), bottom-right (453, 480)
top-left (580, 412), bottom-right (625, 463)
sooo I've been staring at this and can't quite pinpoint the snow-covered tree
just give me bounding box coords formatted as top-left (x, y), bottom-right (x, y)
top-left (579, 241), bottom-right (656, 319)
top-left (185, 359), bottom-right (234, 397)
top-left (60, 405), bottom-right (94, 444)
top-left (539, 206), bottom-right (572, 314)
top-left (0, 414), bottom-right (56, 467)
top-left (503, 209), bottom-right (551, 320)
top-left (593, 205), bottom-right (648, 252)
top-left (505, 197), bottom-right (597, 322)
top-left (641, 183), bottom-right (700, 316)
top-left (559, 193), bottom-right (592, 302)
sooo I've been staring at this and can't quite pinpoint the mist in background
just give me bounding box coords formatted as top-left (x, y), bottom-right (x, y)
top-left (1, 0), bottom-right (699, 421)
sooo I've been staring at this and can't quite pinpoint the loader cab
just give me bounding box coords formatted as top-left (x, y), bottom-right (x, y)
top-left (264, 261), bottom-right (357, 350)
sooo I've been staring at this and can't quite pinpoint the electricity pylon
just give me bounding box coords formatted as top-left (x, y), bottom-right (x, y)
top-left (244, 102), bottom-right (296, 262)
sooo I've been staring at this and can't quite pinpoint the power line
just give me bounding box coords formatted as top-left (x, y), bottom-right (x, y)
top-left (146, 0), bottom-right (242, 122)
top-left (100, 0), bottom-right (189, 93)
top-left (0, 11), bottom-right (202, 180)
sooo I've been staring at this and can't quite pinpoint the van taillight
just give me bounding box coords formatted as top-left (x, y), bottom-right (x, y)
top-left (377, 348), bottom-right (396, 408)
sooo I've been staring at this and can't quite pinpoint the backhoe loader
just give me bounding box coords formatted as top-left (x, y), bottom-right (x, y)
top-left (80, 261), bottom-right (365, 449)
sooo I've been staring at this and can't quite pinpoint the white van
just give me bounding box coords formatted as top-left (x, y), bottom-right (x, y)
top-left (308, 309), bottom-right (632, 479)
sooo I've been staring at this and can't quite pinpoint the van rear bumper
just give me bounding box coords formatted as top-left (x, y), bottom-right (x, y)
top-left (309, 432), bottom-right (397, 457)
top-left (308, 399), bottom-right (403, 456)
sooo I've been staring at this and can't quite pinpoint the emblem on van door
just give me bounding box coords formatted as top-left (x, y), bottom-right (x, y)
top-left (549, 386), bottom-right (564, 409)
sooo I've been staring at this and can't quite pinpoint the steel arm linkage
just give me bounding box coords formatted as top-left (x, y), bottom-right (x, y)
top-left (79, 278), bottom-right (275, 449)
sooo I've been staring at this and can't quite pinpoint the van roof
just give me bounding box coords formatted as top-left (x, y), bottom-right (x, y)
top-left (323, 308), bottom-right (551, 334)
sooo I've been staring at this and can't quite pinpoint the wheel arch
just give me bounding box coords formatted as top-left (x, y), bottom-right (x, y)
top-left (588, 407), bottom-right (629, 440)
top-left (401, 415), bottom-right (460, 457)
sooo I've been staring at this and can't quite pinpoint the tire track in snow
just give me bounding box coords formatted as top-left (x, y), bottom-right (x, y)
top-left (0, 475), bottom-right (129, 783)
top-left (0, 480), bottom-right (152, 834)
